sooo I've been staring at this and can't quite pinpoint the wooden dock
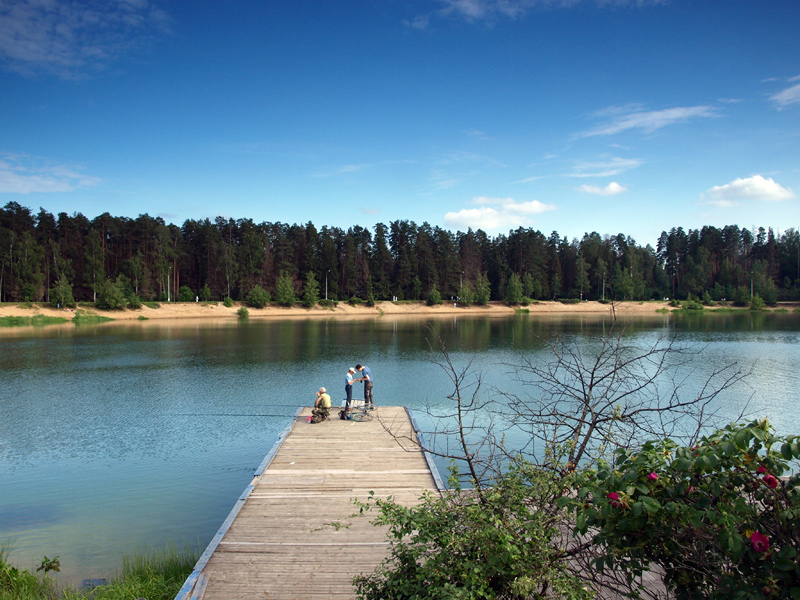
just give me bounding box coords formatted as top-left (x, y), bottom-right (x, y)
top-left (176, 404), bottom-right (444, 600)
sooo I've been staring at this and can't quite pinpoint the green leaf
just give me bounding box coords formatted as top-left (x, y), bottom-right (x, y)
top-left (775, 558), bottom-right (799, 571)
top-left (672, 458), bottom-right (692, 471)
top-left (632, 502), bottom-right (643, 517)
top-left (640, 496), bottom-right (661, 514)
top-left (782, 443), bottom-right (794, 460)
top-left (734, 428), bottom-right (751, 449)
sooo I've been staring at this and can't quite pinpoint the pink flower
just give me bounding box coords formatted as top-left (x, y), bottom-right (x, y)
top-left (763, 474), bottom-right (778, 489)
top-left (756, 465), bottom-right (767, 474)
top-left (646, 472), bottom-right (658, 481)
top-left (751, 531), bottom-right (770, 552)
top-left (607, 492), bottom-right (620, 507)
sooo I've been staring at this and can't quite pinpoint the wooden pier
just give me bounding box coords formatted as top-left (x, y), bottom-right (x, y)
top-left (176, 404), bottom-right (444, 600)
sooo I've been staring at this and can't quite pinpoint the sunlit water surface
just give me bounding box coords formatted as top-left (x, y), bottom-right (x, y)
top-left (1, 311), bottom-right (799, 584)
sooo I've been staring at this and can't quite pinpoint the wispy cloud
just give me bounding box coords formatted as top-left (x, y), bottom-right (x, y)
top-left (314, 163), bottom-right (371, 178)
top-left (0, 153), bottom-right (101, 193)
top-left (701, 175), bottom-right (795, 205)
top-left (569, 156), bottom-right (641, 178)
top-left (444, 195), bottom-right (556, 230)
top-left (410, 0), bottom-right (667, 27)
top-left (0, 0), bottom-right (170, 79)
top-left (578, 182), bottom-right (627, 195)
top-left (770, 77), bottom-right (800, 109)
top-left (576, 104), bottom-right (719, 138)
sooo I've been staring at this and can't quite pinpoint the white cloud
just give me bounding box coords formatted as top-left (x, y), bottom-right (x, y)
top-left (444, 196), bottom-right (556, 230)
top-left (570, 156), bottom-right (642, 178)
top-left (578, 182), bottom-right (627, 195)
top-left (771, 81), bottom-right (800, 109)
top-left (0, 0), bottom-right (170, 79)
top-left (701, 175), bottom-right (795, 205)
top-left (0, 154), bottom-right (101, 193)
top-left (577, 104), bottom-right (718, 138)
top-left (408, 0), bottom-right (666, 28)
top-left (422, 0), bottom-right (665, 24)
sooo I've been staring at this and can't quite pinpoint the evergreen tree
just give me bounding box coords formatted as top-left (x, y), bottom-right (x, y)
top-left (505, 273), bottom-right (524, 305)
top-left (302, 271), bottom-right (320, 308)
top-left (275, 271), bottom-right (296, 306)
top-left (475, 272), bottom-right (491, 305)
top-left (49, 273), bottom-right (75, 308)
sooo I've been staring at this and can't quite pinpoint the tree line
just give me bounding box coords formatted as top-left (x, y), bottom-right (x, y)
top-left (1, 200), bottom-right (799, 306)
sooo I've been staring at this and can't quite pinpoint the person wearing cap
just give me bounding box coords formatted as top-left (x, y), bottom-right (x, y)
top-left (344, 367), bottom-right (356, 415)
top-left (311, 387), bottom-right (331, 423)
top-left (355, 364), bottom-right (374, 410)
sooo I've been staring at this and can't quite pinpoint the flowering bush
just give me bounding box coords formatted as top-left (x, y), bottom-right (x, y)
top-left (567, 421), bottom-right (800, 599)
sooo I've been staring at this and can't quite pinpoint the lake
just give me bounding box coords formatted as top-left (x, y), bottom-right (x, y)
top-left (1, 311), bottom-right (799, 585)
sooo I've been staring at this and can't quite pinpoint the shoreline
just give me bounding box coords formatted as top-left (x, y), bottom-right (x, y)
top-left (1, 299), bottom-right (795, 324)
top-left (0, 299), bottom-right (665, 322)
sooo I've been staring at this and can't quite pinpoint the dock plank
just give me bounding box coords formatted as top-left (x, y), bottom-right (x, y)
top-left (176, 406), bottom-right (441, 600)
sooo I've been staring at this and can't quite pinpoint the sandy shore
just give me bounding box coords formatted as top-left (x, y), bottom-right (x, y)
top-left (0, 299), bottom-right (674, 322)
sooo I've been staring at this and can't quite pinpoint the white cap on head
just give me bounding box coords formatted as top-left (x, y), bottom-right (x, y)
top-left (319, 387), bottom-right (326, 393)
top-left (348, 367), bottom-right (355, 372)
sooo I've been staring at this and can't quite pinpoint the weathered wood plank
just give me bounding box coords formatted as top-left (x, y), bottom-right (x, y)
top-left (176, 406), bottom-right (442, 600)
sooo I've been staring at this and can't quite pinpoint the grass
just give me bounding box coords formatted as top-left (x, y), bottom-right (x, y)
top-left (137, 316), bottom-right (148, 320)
top-left (0, 315), bottom-right (69, 327)
top-left (0, 543), bottom-right (197, 600)
top-left (143, 301), bottom-right (161, 309)
top-left (71, 310), bottom-right (114, 324)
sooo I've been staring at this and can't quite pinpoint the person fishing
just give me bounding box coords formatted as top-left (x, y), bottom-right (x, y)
top-left (310, 387), bottom-right (331, 423)
top-left (355, 364), bottom-right (374, 410)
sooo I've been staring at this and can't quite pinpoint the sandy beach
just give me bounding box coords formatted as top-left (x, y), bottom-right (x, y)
top-left (0, 299), bottom-right (675, 322)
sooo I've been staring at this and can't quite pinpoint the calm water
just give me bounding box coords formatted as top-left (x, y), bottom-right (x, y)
top-left (1, 311), bottom-right (799, 584)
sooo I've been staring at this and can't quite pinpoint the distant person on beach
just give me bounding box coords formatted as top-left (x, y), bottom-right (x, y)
top-left (344, 367), bottom-right (355, 414)
top-left (311, 387), bottom-right (331, 423)
top-left (355, 364), bottom-right (374, 410)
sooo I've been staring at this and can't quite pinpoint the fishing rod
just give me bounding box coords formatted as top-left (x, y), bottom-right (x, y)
top-left (167, 412), bottom-right (303, 418)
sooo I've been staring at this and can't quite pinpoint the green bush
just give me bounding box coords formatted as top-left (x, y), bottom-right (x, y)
top-left (355, 464), bottom-right (591, 600)
top-left (750, 293), bottom-right (766, 311)
top-left (318, 298), bottom-right (336, 309)
top-left (237, 306), bottom-right (249, 319)
top-left (95, 278), bottom-right (128, 310)
top-left (199, 283), bottom-right (211, 302)
top-left (223, 296), bottom-right (234, 308)
top-left (426, 287), bottom-right (442, 306)
top-left (178, 286), bottom-right (194, 303)
top-left (348, 296), bottom-right (363, 306)
top-left (127, 295), bottom-right (142, 309)
top-left (557, 298), bottom-right (580, 304)
top-left (683, 298), bottom-right (704, 310)
top-left (246, 285), bottom-right (271, 309)
top-left (569, 420), bottom-right (800, 599)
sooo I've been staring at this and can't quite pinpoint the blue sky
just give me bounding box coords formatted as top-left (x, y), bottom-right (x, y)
top-left (1, 0), bottom-right (798, 247)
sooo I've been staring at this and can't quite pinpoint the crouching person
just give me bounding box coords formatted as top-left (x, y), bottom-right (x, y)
top-left (311, 387), bottom-right (331, 423)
